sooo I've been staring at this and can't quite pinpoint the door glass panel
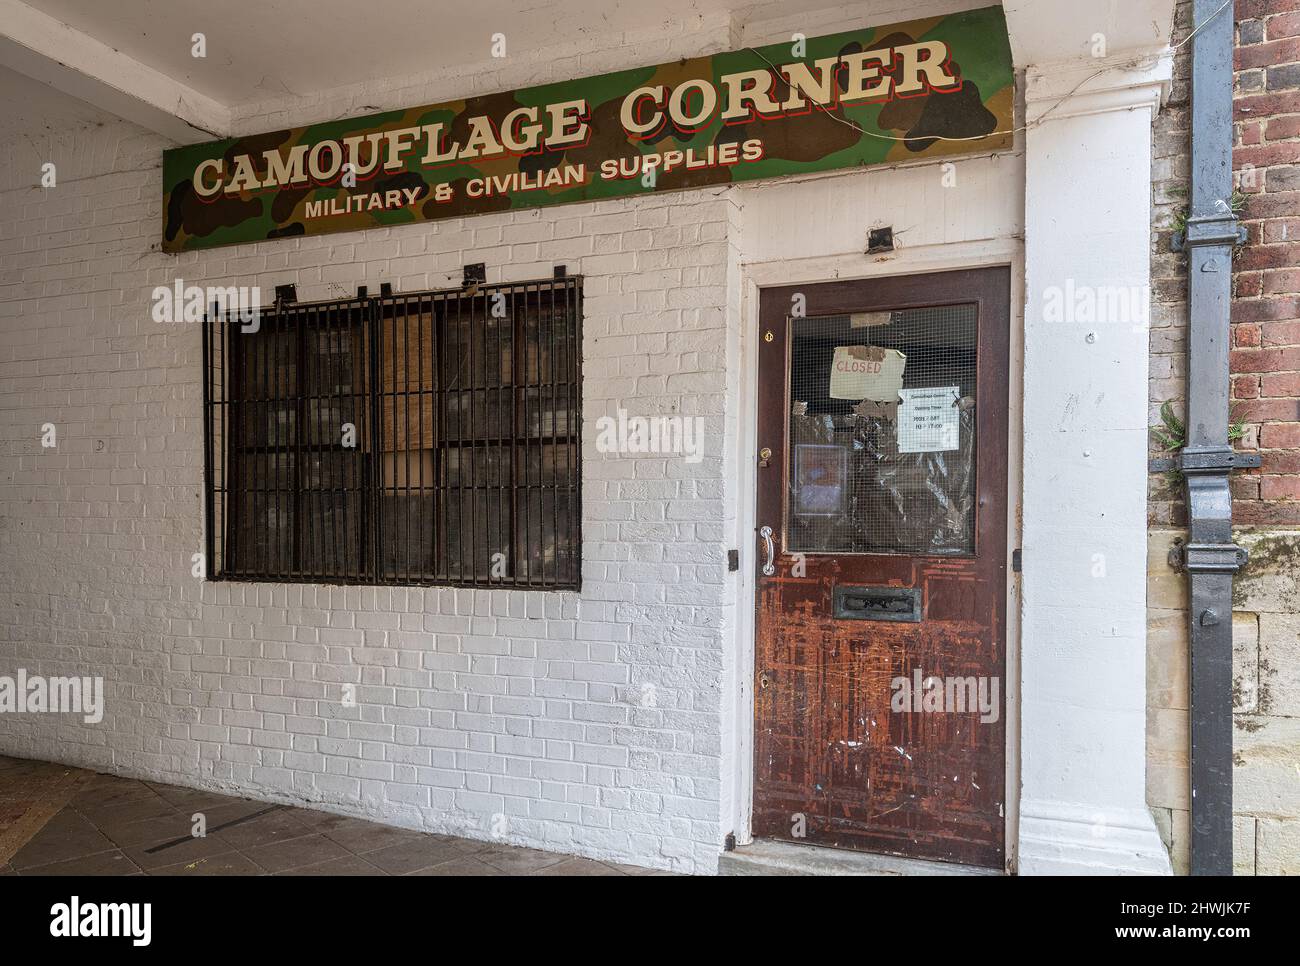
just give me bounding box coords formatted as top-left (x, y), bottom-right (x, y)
top-left (786, 304), bottom-right (977, 555)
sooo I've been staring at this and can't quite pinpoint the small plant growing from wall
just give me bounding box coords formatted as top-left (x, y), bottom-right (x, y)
top-left (1170, 189), bottom-right (1250, 256)
top-left (1151, 400), bottom-right (1248, 483)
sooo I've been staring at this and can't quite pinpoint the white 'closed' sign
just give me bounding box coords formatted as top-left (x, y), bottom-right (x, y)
top-left (829, 345), bottom-right (906, 401)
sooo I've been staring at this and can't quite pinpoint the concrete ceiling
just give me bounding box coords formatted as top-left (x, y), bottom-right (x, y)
top-left (2, 0), bottom-right (863, 141)
top-left (18, 0), bottom-right (848, 106)
top-left (0, 0), bottom-right (1178, 145)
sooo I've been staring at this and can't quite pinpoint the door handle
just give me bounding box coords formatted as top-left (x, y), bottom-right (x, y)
top-left (760, 525), bottom-right (775, 576)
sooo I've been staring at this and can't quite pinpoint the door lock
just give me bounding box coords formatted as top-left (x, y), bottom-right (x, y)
top-left (758, 447), bottom-right (772, 467)
top-left (759, 670), bottom-right (773, 690)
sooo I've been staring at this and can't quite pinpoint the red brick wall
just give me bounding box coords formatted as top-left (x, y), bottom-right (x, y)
top-left (1233, 0), bottom-right (1300, 523)
top-left (1148, 1), bottom-right (1300, 876)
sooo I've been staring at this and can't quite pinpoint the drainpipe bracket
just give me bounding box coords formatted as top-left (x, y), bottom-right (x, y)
top-left (1179, 447), bottom-right (1261, 473)
top-left (1182, 542), bottom-right (1249, 574)
top-left (1146, 451), bottom-right (1260, 474)
top-left (1178, 212), bottom-right (1245, 250)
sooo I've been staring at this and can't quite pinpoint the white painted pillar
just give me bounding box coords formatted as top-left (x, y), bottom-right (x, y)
top-left (1017, 54), bottom-right (1174, 874)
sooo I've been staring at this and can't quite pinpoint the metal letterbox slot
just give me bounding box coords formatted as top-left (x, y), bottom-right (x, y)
top-left (833, 585), bottom-right (921, 622)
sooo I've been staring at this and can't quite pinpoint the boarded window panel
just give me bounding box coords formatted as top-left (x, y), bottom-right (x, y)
top-left (378, 306), bottom-right (436, 452)
top-left (374, 298), bottom-right (435, 582)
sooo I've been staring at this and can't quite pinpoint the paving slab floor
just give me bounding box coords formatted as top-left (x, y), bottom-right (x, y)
top-left (0, 755), bottom-right (662, 876)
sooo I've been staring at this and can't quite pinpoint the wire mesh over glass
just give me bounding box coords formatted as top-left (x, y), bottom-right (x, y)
top-left (203, 278), bottom-right (581, 589)
top-left (786, 304), bottom-right (978, 556)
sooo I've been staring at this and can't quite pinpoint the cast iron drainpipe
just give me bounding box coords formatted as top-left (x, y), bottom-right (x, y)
top-left (1160, 0), bottom-right (1258, 875)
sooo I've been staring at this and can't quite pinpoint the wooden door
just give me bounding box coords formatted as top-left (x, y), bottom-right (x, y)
top-left (753, 267), bottom-right (1009, 868)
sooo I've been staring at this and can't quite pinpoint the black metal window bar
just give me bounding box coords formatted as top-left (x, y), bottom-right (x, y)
top-left (202, 276), bottom-right (582, 589)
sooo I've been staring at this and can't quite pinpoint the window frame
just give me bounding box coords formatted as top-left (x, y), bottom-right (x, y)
top-left (202, 275), bottom-right (583, 591)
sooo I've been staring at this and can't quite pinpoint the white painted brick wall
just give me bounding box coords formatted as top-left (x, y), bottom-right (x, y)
top-left (0, 16), bottom-right (749, 873)
top-left (0, 2), bottom-right (1023, 874)
top-left (0, 137), bottom-right (718, 887)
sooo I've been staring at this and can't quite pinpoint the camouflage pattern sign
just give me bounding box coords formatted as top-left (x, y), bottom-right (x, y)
top-left (161, 6), bottom-right (1013, 253)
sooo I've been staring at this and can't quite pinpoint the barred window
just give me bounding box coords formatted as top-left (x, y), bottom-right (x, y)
top-left (203, 277), bottom-right (582, 589)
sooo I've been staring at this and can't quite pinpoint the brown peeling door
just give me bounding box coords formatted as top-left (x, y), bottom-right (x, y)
top-left (753, 267), bottom-right (1009, 868)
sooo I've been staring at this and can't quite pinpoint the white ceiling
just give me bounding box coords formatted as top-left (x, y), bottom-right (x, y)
top-left (1, 0), bottom-right (1177, 145)
top-left (20, 0), bottom-right (792, 106)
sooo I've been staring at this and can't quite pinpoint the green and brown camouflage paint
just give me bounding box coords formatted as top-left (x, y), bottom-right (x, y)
top-left (161, 6), bottom-right (1013, 253)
